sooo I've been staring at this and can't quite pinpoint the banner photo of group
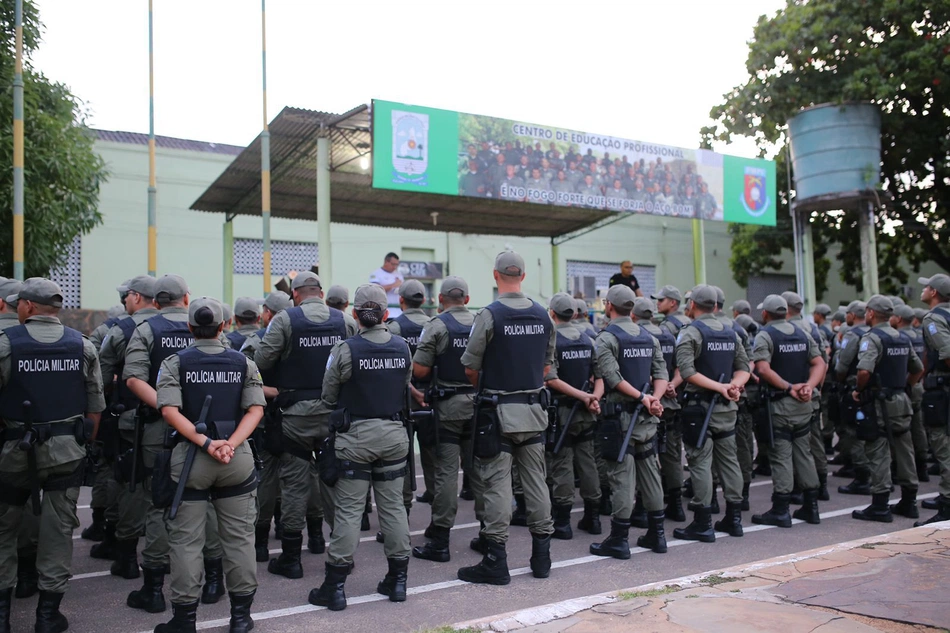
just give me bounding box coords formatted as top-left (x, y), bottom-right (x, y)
top-left (371, 99), bottom-right (776, 227)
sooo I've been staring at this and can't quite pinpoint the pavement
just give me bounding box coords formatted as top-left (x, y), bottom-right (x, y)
top-left (454, 523), bottom-right (950, 633)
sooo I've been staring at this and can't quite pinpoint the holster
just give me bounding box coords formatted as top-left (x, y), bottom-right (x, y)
top-left (415, 409), bottom-right (438, 448)
top-left (680, 399), bottom-right (709, 449)
top-left (317, 434), bottom-right (339, 487)
top-left (597, 415), bottom-right (624, 461)
top-left (151, 446), bottom-right (175, 509)
top-left (922, 387), bottom-right (950, 429)
top-left (262, 402), bottom-right (284, 455)
top-left (473, 406), bottom-right (502, 459)
top-left (329, 408), bottom-right (351, 434)
top-left (114, 447), bottom-right (147, 485)
top-left (544, 405), bottom-right (559, 453)
top-left (855, 397), bottom-right (879, 442)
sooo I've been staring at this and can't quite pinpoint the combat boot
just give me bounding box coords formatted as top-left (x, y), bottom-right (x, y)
top-left (636, 511), bottom-right (667, 554)
top-left (0, 587), bottom-right (11, 633)
top-left (629, 493), bottom-right (648, 528)
top-left (89, 521), bottom-right (118, 560)
top-left (817, 473), bottom-right (830, 501)
top-left (529, 533), bottom-right (552, 578)
top-left (752, 493), bottom-right (792, 528)
top-left (665, 488), bottom-right (686, 522)
top-left (110, 538), bottom-right (141, 580)
top-left (267, 531), bottom-right (303, 579)
top-left (714, 501), bottom-right (744, 537)
top-left (81, 507), bottom-right (107, 541)
top-left (792, 488), bottom-right (821, 525)
top-left (890, 486), bottom-right (919, 519)
top-left (15, 553), bottom-right (38, 599)
top-left (741, 481), bottom-right (751, 511)
top-left (308, 562), bottom-right (349, 611)
top-left (34, 590), bottom-right (68, 633)
top-left (228, 591), bottom-right (255, 633)
top-left (915, 496), bottom-right (950, 526)
top-left (916, 455), bottom-right (930, 483)
top-left (307, 517), bottom-right (326, 554)
top-left (577, 499), bottom-right (602, 535)
top-left (153, 600), bottom-right (198, 633)
top-left (510, 494), bottom-right (528, 527)
top-left (837, 466), bottom-right (871, 495)
top-left (852, 492), bottom-right (893, 523)
top-left (789, 486), bottom-right (804, 506)
top-left (413, 525), bottom-right (451, 562)
top-left (254, 523), bottom-right (270, 563)
top-left (922, 497), bottom-right (939, 510)
top-left (708, 483), bottom-right (720, 515)
top-left (673, 506), bottom-right (716, 543)
top-left (376, 557), bottom-right (409, 602)
top-left (128, 566), bottom-right (167, 613)
top-left (200, 558), bottom-right (225, 604)
top-left (469, 533), bottom-right (488, 555)
top-left (552, 504), bottom-right (573, 540)
top-left (598, 486), bottom-right (613, 516)
top-left (590, 519), bottom-right (631, 559)
top-left (458, 539), bottom-right (510, 585)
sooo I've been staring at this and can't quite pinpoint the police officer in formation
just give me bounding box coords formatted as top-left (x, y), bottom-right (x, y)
top-left (834, 301), bottom-right (871, 493)
top-left (917, 274), bottom-right (950, 524)
top-left (892, 304), bottom-right (931, 483)
top-left (729, 299), bottom-right (756, 509)
top-left (224, 298), bottom-right (261, 351)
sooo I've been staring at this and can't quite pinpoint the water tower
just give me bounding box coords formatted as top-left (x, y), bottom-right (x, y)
top-left (787, 103), bottom-right (882, 311)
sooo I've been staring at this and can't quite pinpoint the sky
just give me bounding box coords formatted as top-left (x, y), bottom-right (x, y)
top-left (30, 0), bottom-right (787, 155)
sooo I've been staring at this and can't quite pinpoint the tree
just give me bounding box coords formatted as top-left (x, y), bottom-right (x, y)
top-left (702, 0), bottom-right (949, 296)
top-left (0, 0), bottom-right (107, 279)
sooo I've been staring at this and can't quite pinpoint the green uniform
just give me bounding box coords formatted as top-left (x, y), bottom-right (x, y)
top-left (921, 304), bottom-right (950, 502)
top-left (789, 315), bottom-right (828, 481)
top-left (899, 325), bottom-right (929, 462)
top-left (156, 338), bottom-right (265, 603)
top-left (89, 312), bottom-right (128, 351)
top-left (658, 313), bottom-right (690, 492)
top-left (835, 327), bottom-right (870, 471)
top-left (0, 315), bottom-right (105, 594)
top-left (719, 313), bottom-right (755, 487)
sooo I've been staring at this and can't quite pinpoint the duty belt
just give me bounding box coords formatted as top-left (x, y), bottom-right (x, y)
top-left (603, 399), bottom-right (648, 415)
top-left (923, 375), bottom-right (949, 391)
top-left (430, 385), bottom-right (476, 399)
top-left (350, 413), bottom-right (403, 424)
top-left (491, 392), bottom-right (547, 406)
top-left (179, 472), bottom-right (259, 502)
top-left (681, 391), bottom-right (715, 404)
top-left (274, 389), bottom-right (322, 408)
top-left (2, 421), bottom-right (80, 445)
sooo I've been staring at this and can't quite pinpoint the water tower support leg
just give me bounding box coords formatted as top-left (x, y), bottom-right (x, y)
top-left (858, 200), bottom-right (880, 297)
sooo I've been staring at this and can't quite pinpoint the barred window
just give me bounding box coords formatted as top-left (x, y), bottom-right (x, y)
top-left (233, 238), bottom-right (318, 276)
top-left (50, 236), bottom-right (81, 309)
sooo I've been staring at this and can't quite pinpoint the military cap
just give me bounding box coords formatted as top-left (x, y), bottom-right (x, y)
top-left (221, 303), bottom-right (233, 323)
top-left (866, 294), bottom-right (894, 316)
top-left (262, 291), bottom-right (292, 313)
top-left (115, 279), bottom-right (133, 294)
top-left (914, 308), bottom-right (927, 322)
top-left (846, 300), bottom-right (867, 318)
top-left (832, 310), bottom-right (846, 322)
top-left (918, 273), bottom-right (950, 298)
top-left (326, 285), bottom-right (349, 305)
top-left (735, 313), bottom-right (758, 333)
top-left (291, 271), bottom-right (322, 290)
top-left (399, 279), bottom-right (426, 301)
top-left (122, 275), bottom-right (157, 298)
top-left (633, 297), bottom-right (655, 319)
top-left (890, 296), bottom-right (906, 307)
top-left (605, 284), bottom-right (636, 310)
top-left (107, 305), bottom-right (126, 318)
top-left (6, 277), bottom-right (64, 308)
top-left (155, 274), bottom-right (189, 301)
top-left (781, 291), bottom-right (804, 310)
top-left (574, 298), bottom-right (589, 316)
top-left (354, 284), bottom-right (388, 309)
top-left (690, 285), bottom-right (717, 310)
top-left (757, 294), bottom-right (788, 315)
top-left (495, 251), bottom-right (525, 276)
top-left (651, 285), bottom-right (682, 303)
top-left (189, 297), bottom-right (223, 327)
top-left (549, 292), bottom-right (576, 319)
top-left (814, 303), bottom-right (832, 317)
top-left (439, 276), bottom-right (468, 299)
top-left (0, 278), bottom-right (23, 305)
top-left (732, 299), bottom-right (751, 315)
top-left (895, 304), bottom-right (915, 321)
top-left (712, 285), bottom-right (725, 307)
top-left (234, 297), bottom-right (260, 319)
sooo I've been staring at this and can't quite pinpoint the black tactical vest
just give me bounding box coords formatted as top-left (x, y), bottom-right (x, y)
top-left (434, 311), bottom-right (470, 383)
top-left (901, 328), bottom-right (926, 363)
top-left (924, 307), bottom-right (950, 375)
top-left (338, 333), bottom-right (411, 418)
top-left (870, 327), bottom-right (911, 389)
top-left (225, 331), bottom-right (247, 351)
top-left (275, 307), bottom-right (346, 391)
top-left (845, 325), bottom-right (869, 376)
top-left (0, 325), bottom-right (85, 422)
top-left (662, 314), bottom-right (688, 336)
top-left (178, 347), bottom-right (246, 424)
top-left (114, 317), bottom-right (141, 409)
top-left (732, 321), bottom-right (750, 349)
top-left (606, 323), bottom-right (654, 388)
top-left (819, 324), bottom-right (834, 344)
top-left (555, 329), bottom-right (593, 391)
top-left (146, 315), bottom-right (194, 387)
top-left (646, 324), bottom-right (676, 379)
top-left (482, 301), bottom-right (550, 392)
top-left (691, 320), bottom-right (737, 380)
top-left (764, 324), bottom-right (809, 384)
top-left (393, 313), bottom-right (424, 355)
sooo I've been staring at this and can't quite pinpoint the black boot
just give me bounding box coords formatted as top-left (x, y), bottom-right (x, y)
top-left (35, 591), bottom-right (68, 633)
top-left (789, 486), bottom-right (804, 506)
top-left (916, 456), bottom-right (931, 483)
top-left (81, 507), bottom-right (107, 541)
top-left (552, 504), bottom-right (573, 540)
top-left (128, 566), bottom-right (167, 613)
top-left (752, 493), bottom-right (792, 528)
top-left (412, 525), bottom-right (451, 563)
top-left (683, 477), bottom-right (694, 500)
top-left (228, 591), bottom-right (254, 633)
top-left (629, 493), bottom-right (648, 529)
top-left (577, 499), bottom-right (602, 535)
top-left (589, 519), bottom-right (631, 559)
top-left (89, 521), bottom-right (118, 560)
top-left (529, 533), bottom-right (552, 578)
top-left (817, 473), bottom-right (830, 501)
top-left (510, 494), bottom-right (528, 527)
top-left (15, 553), bottom-right (38, 599)
top-left (307, 517), bottom-right (326, 554)
top-left (415, 490), bottom-right (434, 504)
top-left (273, 501), bottom-right (283, 540)
top-left (458, 539), bottom-right (510, 585)
top-left (741, 481), bottom-right (750, 511)
top-left (110, 538), bottom-right (141, 580)
top-left (459, 474), bottom-right (474, 501)
top-left (636, 511), bottom-right (667, 554)
top-left (714, 501), bottom-right (744, 537)
top-left (469, 533), bottom-right (487, 555)
top-left (890, 486), bottom-right (919, 519)
top-left (598, 486), bottom-right (613, 516)
top-left (922, 497), bottom-right (939, 510)
top-left (673, 506), bottom-right (716, 543)
top-left (308, 562), bottom-right (349, 611)
top-left (852, 492), bottom-right (893, 523)
top-left (254, 523), bottom-right (270, 563)
top-left (154, 600), bottom-right (198, 633)
top-left (833, 461), bottom-right (855, 477)
top-left (665, 488), bottom-right (686, 522)
top-left (267, 531), bottom-right (303, 579)
top-left (200, 558), bottom-right (225, 604)
top-left (0, 588), bottom-right (10, 633)
top-left (838, 467), bottom-right (871, 495)
top-left (792, 488), bottom-right (821, 524)
top-left (376, 557), bottom-right (409, 602)
top-left (915, 496), bottom-right (950, 526)
top-left (708, 483), bottom-right (720, 515)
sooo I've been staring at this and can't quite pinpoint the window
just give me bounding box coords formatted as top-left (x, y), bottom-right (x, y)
top-left (50, 236), bottom-right (81, 309)
top-left (566, 260), bottom-right (656, 299)
top-left (233, 238), bottom-right (318, 276)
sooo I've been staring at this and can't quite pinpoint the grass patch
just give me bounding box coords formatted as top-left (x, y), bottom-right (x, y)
top-left (616, 585), bottom-right (680, 600)
top-left (700, 573), bottom-right (731, 586)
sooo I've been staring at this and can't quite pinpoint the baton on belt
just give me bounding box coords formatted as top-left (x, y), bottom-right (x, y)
top-left (18, 401), bottom-right (42, 515)
top-left (169, 396), bottom-right (212, 521)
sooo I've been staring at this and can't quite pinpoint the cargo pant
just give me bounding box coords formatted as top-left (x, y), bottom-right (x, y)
top-left (603, 412), bottom-right (663, 518)
top-left (769, 410), bottom-right (819, 494)
top-left (866, 395), bottom-right (917, 495)
top-left (909, 383), bottom-right (929, 461)
top-left (431, 417), bottom-right (477, 529)
top-left (546, 411), bottom-right (600, 506)
top-left (279, 413), bottom-right (335, 534)
top-left (684, 409), bottom-right (744, 506)
top-left (807, 395), bottom-right (828, 479)
top-left (659, 409), bottom-right (685, 492)
top-left (735, 401), bottom-right (755, 484)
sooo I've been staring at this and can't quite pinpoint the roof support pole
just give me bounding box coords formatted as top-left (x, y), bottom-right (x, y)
top-left (223, 219), bottom-right (234, 306)
top-left (550, 241), bottom-right (560, 294)
top-left (147, 0), bottom-right (157, 277)
top-left (260, 0), bottom-right (271, 295)
top-left (12, 0), bottom-right (24, 280)
top-left (317, 135), bottom-right (331, 285)
top-left (691, 218), bottom-right (706, 285)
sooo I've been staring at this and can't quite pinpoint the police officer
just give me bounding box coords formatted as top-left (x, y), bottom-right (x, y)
top-left (544, 293), bottom-right (603, 540)
top-left (589, 293), bottom-right (668, 558)
top-left (325, 285), bottom-right (349, 312)
top-left (411, 277), bottom-right (478, 562)
top-left (850, 295), bottom-right (923, 522)
top-left (916, 274), bottom-right (950, 525)
top-left (153, 298), bottom-right (265, 633)
top-left (309, 284), bottom-right (412, 611)
top-left (673, 285), bottom-right (750, 543)
top-left (573, 298), bottom-right (597, 337)
top-left (224, 298), bottom-right (261, 351)
top-left (255, 272), bottom-right (357, 579)
top-left (750, 295), bottom-right (825, 528)
top-left (457, 251), bottom-right (556, 585)
top-left (0, 277), bottom-right (105, 633)
top-left (835, 301), bottom-right (872, 494)
top-left (89, 281), bottom-right (131, 350)
top-left (813, 303), bottom-right (838, 456)
top-left (892, 304), bottom-right (931, 483)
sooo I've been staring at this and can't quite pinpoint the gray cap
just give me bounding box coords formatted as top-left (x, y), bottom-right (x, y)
top-left (633, 297), bottom-right (655, 320)
top-left (919, 274), bottom-right (950, 298)
top-left (895, 304), bottom-right (915, 321)
top-left (757, 294), bottom-right (788, 315)
top-left (354, 284), bottom-right (388, 309)
top-left (732, 299), bottom-right (751, 315)
top-left (549, 292), bottom-right (576, 319)
top-left (574, 298), bottom-right (589, 316)
top-left (439, 276), bottom-right (469, 299)
top-left (155, 274), bottom-right (189, 301)
top-left (326, 285), bottom-right (349, 305)
top-left (115, 279), bottom-right (133, 294)
top-left (605, 284), bottom-right (636, 310)
top-left (846, 300), bottom-right (867, 318)
top-left (735, 313), bottom-right (758, 333)
top-left (263, 291), bottom-right (292, 313)
top-left (781, 291), bottom-right (804, 310)
top-left (866, 294), bottom-right (894, 316)
top-left (814, 303), bottom-right (832, 316)
top-left (399, 279), bottom-right (426, 301)
top-left (914, 308), bottom-right (927, 321)
top-left (0, 278), bottom-right (22, 305)
top-left (234, 297), bottom-right (260, 319)
top-left (712, 285), bottom-right (725, 307)
top-left (690, 285), bottom-right (717, 310)
top-left (188, 297), bottom-right (224, 327)
top-left (221, 303), bottom-right (232, 323)
top-left (123, 275), bottom-right (157, 298)
top-left (832, 310), bottom-right (846, 322)
top-left (890, 296), bottom-right (906, 307)
top-left (291, 271), bottom-right (322, 290)
top-left (495, 251), bottom-right (525, 277)
top-left (651, 285), bottom-right (682, 303)
top-left (107, 305), bottom-right (126, 318)
top-left (6, 277), bottom-right (64, 308)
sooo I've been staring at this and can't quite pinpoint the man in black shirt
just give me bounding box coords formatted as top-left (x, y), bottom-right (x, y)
top-left (608, 261), bottom-right (642, 297)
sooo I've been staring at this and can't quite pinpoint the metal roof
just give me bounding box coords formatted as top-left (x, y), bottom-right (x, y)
top-left (190, 105), bottom-right (614, 238)
top-left (95, 129), bottom-right (245, 156)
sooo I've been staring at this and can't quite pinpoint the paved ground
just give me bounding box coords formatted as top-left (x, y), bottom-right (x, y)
top-left (456, 523), bottom-right (950, 633)
top-left (7, 464), bottom-right (949, 633)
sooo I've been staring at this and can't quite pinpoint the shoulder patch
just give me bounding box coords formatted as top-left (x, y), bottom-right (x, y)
top-left (841, 338), bottom-right (850, 348)
top-left (929, 323), bottom-right (938, 335)
top-left (326, 353), bottom-right (334, 370)
top-left (859, 340), bottom-right (869, 352)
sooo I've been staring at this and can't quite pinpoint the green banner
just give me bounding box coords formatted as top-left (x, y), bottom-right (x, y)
top-left (371, 99), bottom-right (775, 226)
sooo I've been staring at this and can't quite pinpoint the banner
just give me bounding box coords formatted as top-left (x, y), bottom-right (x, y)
top-left (371, 99), bottom-right (775, 226)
